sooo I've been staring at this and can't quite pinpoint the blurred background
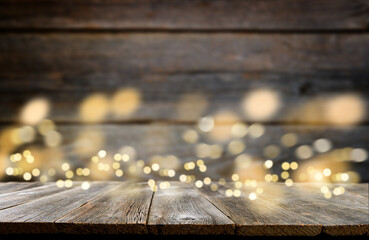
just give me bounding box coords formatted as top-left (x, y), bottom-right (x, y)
top-left (0, 0), bottom-right (368, 189)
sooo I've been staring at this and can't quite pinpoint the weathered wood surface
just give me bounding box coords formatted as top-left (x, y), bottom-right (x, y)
top-left (0, 181), bottom-right (116, 233)
top-left (0, 0), bottom-right (368, 31)
top-left (198, 184), bottom-right (322, 236)
top-left (147, 181), bottom-right (234, 235)
top-left (255, 183), bottom-right (369, 236)
top-left (0, 34), bottom-right (368, 123)
top-left (56, 182), bottom-right (153, 234)
top-left (0, 182), bottom-right (367, 235)
top-left (0, 182), bottom-right (43, 194)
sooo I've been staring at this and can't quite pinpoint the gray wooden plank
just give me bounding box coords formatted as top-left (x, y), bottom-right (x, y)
top-left (198, 183), bottom-right (322, 236)
top-left (147, 181), bottom-right (234, 235)
top-left (256, 183), bottom-right (369, 236)
top-left (0, 0), bottom-right (368, 30)
top-left (0, 182), bottom-right (75, 210)
top-left (344, 183), bottom-right (369, 198)
top-left (0, 181), bottom-right (120, 233)
top-left (0, 34), bottom-right (368, 123)
top-left (0, 182), bottom-right (43, 194)
top-left (55, 182), bottom-right (153, 234)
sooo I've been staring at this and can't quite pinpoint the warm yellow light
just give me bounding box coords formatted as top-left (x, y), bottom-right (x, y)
top-left (111, 88), bottom-right (141, 116)
top-left (281, 133), bottom-right (298, 147)
top-left (20, 98), bottom-right (50, 125)
top-left (79, 93), bottom-right (110, 123)
top-left (182, 129), bottom-right (199, 144)
top-left (242, 89), bottom-right (280, 121)
top-left (295, 145), bottom-right (313, 159)
top-left (264, 160), bottom-right (273, 169)
top-left (313, 138), bottom-right (332, 153)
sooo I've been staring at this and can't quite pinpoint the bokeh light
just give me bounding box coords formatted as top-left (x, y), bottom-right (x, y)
top-left (20, 98), bottom-right (50, 125)
top-left (242, 89), bottom-right (280, 121)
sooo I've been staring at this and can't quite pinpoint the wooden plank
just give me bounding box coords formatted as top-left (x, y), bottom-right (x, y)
top-left (0, 183), bottom-right (72, 210)
top-left (55, 182), bottom-right (153, 234)
top-left (198, 184), bottom-right (322, 236)
top-left (0, 0), bottom-right (368, 30)
top-left (344, 183), bottom-right (369, 197)
top-left (0, 182), bottom-right (43, 194)
top-left (256, 183), bottom-right (369, 236)
top-left (0, 34), bottom-right (368, 123)
top-left (297, 183), bottom-right (369, 209)
top-left (147, 181), bottom-right (234, 235)
top-left (0, 181), bottom-right (119, 233)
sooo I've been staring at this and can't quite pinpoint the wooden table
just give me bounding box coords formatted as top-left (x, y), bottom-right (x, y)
top-left (0, 181), bottom-right (367, 236)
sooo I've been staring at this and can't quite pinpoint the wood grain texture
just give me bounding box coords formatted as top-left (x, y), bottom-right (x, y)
top-left (0, 181), bottom-right (118, 233)
top-left (0, 0), bottom-right (368, 30)
top-left (0, 34), bottom-right (368, 123)
top-left (0, 181), bottom-right (367, 235)
top-left (198, 184), bottom-right (322, 236)
top-left (256, 183), bottom-right (369, 236)
top-left (0, 182), bottom-right (69, 210)
top-left (147, 181), bottom-right (234, 235)
top-left (55, 182), bottom-right (153, 234)
top-left (0, 182), bottom-right (43, 194)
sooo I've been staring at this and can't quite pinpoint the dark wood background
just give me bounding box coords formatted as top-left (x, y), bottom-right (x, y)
top-left (0, 0), bottom-right (368, 181)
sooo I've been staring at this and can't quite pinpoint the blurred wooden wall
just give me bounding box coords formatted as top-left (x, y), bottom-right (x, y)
top-left (0, 0), bottom-right (368, 181)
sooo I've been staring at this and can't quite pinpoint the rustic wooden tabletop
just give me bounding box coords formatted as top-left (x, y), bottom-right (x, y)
top-left (0, 181), bottom-right (367, 236)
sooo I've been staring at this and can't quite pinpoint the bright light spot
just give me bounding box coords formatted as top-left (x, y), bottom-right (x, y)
top-left (81, 182), bottom-right (90, 190)
top-left (281, 133), bottom-right (298, 147)
top-left (179, 174), bottom-right (187, 182)
top-left (198, 116), bottom-right (214, 132)
top-left (5, 167), bottom-right (14, 176)
top-left (281, 162), bottom-right (290, 170)
top-left (248, 123), bottom-right (265, 138)
top-left (281, 171), bottom-right (289, 179)
top-left (40, 175), bottom-right (48, 183)
top-left (111, 88), bottom-right (141, 116)
top-left (199, 165), bottom-right (207, 172)
top-left (256, 187), bottom-right (264, 194)
top-left (233, 189), bottom-right (241, 197)
top-left (264, 160), bottom-right (273, 169)
top-left (98, 150), bottom-right (106, 158)
top-left (168, 169), bottom-right (176, 177)
top-left (65, 180), bottom-right (73, 188)
top-left (20, 98), bottom-right (50, 125)
top-left (115, 169), bottom-right (123, 177)
top-left (313, 138), bottom-right (332, 153)
top-left (31, 168), bottom-right (40, 177)
top-left (79, 93), bottom-right (110, 123)
top-left (61, 163), bottom-right (70, 171)
top-left (351, 148), bottom-right (368, 162)
top-left (324, 191), bottom-right (332, 199)
top-left (231, 173), bottom-right (239, 181)
top-left (195, 180), bottom-right (203, 188)
top-left (340, 173), bottom-right (349, 182)
top-left (324, 94), bottom-right (365, 125)
top-left (249, 192), bottom-right (257, 200)
top-left (295, 145), bottom-right (313, 159)
top-left (23, 172), bottom-right (32, 181)
top-left (285, 179), bottom-right (293, 187)
top-left (323, 168), bottom-right (332, 176)
top-left (242, 89), bottom-right (280, 121)
top-left (290, 162), bottom-right (298, 170)
top-left (152, 163), bottom-right (160, 171)
top-left (333, 186), bottom-right (345, 195)
top-left (225, 189), bottom-right (233, 197)
top-left (56, 180), bottom-right (64, 188)
top-left (143, 166), bottom-right (151, 174)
